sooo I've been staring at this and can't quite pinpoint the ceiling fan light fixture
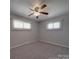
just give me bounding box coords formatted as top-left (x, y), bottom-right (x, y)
top-left (34, 12), bottom-right (40, 16)
top-left (28, 2), bottom-right (48, 19)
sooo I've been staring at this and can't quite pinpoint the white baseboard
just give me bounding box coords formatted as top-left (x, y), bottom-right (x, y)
top-left (11, 40), bottom-right (69, 49)
top-left (40, 40), bottom-right (69, 48)
top-left (11, 40), bottom-right (38, 49)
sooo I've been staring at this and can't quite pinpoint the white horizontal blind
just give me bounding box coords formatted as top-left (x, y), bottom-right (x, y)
top-left (23, 22), bottom-right (31, 29)
top-left (13, 20), bottom-right (23, 29)
top-left (47, 23), bottom-right (54, 29)
top-left (13, 20), bottom-right (31, 30)
top-left (47, 22), bottom-right (61, 30)
top-left (53, 22), bottom-right (60, 29)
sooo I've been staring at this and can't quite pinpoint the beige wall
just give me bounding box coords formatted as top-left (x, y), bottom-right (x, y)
top-left (10, 13), bottom-right (69, 48)
top-left (10, 15), bottom-right (38, 48)
top-left (39, 14), bottom-right (69, 48)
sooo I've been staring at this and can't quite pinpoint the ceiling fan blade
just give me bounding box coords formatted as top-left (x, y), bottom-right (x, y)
top-left (41, 4), bottom-right (47, 9)
top-left (28, 13), bottom-right (34, 16)
top-left (40, 12), bottom-right (48, 15)
top-left (29, 8), bottom-right (34, 11)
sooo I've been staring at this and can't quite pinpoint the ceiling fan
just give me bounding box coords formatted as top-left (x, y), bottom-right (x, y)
top-left (28, 4), bottom-right (48, 19)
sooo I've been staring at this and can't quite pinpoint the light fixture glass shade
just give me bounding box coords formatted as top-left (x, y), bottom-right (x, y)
top-left (34, 12), bottom-right (40, 16)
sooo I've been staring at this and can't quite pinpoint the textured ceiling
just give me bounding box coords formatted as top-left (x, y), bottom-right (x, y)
top-left (10, 0), bottom-right (69, 21)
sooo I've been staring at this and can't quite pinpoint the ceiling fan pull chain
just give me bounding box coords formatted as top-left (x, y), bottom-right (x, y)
top-left (36, 16), bottom-right (39, 19)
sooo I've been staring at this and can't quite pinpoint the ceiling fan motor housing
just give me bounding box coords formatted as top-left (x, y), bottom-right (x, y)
top-left (35, 7), bottom-right (40, 12)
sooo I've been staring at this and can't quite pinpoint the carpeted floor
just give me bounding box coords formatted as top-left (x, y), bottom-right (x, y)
top-left (10, 41), bottom-right (69, 59)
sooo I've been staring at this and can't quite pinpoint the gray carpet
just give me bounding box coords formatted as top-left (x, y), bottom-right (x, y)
top-left (11, 41), bottom-right (69, 59)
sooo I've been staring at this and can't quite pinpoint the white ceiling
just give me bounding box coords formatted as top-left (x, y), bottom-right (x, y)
top-left (10, 0), bottom-right (69, 21)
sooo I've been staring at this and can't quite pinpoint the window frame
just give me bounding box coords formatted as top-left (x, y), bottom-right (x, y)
top-left (11, 19), bottom-right (32, 31)
top-left (46, 20), bottom-right (63, 31)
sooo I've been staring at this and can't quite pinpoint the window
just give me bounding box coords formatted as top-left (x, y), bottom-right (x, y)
top-left (47, 22), bottom-right (61, 30)
top-left (13, 20), bottom-right (23, 29)
top-left (13, 20), bottom-right (31, 30)
top-left (23, 22), bottom-right (31, 29)
top-left (53, 22), bottom-right (61, 29)
top-left (47, 23), bottom-right (54, 29)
